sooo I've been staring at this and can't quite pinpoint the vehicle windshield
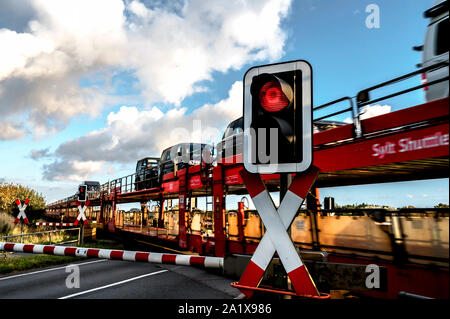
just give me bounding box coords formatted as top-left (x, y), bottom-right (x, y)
top-left (162, 150), bottom-right (171, 161)
top-left (222, 117), bottom-right (243, 139)
top-left (436, 18), bottom-right (449, 55)
top-left (163, 143), bottom-right (212, 163)
top-left (82, 181), bottom-right (100, 191)
top-left (147, 159), bottom-right (159, 167)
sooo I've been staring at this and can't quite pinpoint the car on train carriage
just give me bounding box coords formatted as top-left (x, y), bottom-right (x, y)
top-left (158, 143), bottom-right (213, 179)
top-left (135, 157), bottom-right (160, 191)
top-left (77, 181), bottom-right (100, 199)
top-left (216, 116), bottom-right (346, 162)
top-left (420, 0), bottom-right (449, 102)
top-left (217, 117), bottom-right (244, 162)
top-left (82, 181), bottom-right (100, 192)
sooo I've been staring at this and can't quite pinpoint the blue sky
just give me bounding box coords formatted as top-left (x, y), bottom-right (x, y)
top-left (0, 0), bottom-right (448, 209)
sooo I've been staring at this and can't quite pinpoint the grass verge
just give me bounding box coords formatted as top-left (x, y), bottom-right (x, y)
top-left (0, 255), bottom-right (82, 275)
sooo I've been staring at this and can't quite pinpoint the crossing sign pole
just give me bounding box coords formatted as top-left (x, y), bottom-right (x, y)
top-left (233, 166), bottom-right (322, 298)
top-left (75, 200), bottom-right (89, 245)
top-left (14, 198), bottom-right (30, 244)
top-left (238, 60), bottom-right (325, 297)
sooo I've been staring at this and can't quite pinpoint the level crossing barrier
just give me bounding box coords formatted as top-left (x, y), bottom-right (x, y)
top-left (36, 222), bottom-right (74, 227)
top-left (0, 242), bottom-right (223, 269)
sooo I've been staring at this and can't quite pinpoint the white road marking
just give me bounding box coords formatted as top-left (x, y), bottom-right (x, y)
top-left (58, 269), bottom-right (169, 299)
top-left (0, 259), bottom-right (108, 281)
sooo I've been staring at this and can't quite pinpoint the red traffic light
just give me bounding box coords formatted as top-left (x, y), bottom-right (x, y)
top-left (243, 60), bottom-right (313, 174)
top-left (78, 184), bottom-right (87, 202)
top-left (259, 77), bottom-right (293, 112)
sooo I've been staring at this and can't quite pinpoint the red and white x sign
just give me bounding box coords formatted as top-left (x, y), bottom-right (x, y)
top-left (237, 166), bottom-right (320, 298)
top-left (14, 198), bottom-right (30, 225)
top-left (74, 200), bottom-right (89, 226)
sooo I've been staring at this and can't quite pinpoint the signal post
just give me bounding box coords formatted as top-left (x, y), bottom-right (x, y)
top-left (236, 60), bottom-right (326, 298)
top-left (76, 184), bottom-right (88, 244)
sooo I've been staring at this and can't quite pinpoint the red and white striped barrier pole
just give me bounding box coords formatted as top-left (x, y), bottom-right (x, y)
top-left (14, 198), bottom-right (29, 225)
top-left (0, 242), bottom-right (223, 269)
top-left (35, 222), bottom-right (74, 227)
top-left (236, 166), bottom-right (321, 298)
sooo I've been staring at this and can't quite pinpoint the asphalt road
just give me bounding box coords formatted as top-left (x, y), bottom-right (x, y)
top-left (0, 258), bottom-right (241, 299)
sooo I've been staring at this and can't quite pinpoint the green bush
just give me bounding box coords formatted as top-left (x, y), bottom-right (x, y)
top-left (0, 212), bottom-right (14, 235)
top-left (0, 182), bottom-right (46, 225)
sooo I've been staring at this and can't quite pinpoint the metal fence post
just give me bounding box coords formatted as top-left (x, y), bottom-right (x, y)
top-left (80, 224), bottom-right (84, 245)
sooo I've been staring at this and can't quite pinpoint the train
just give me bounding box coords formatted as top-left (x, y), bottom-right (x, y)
top-left (44, 1), bottom-right (449, 298)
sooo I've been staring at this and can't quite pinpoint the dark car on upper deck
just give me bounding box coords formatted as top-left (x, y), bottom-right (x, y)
top-left (159, 143), bottom-right (213, 180)
top-left (216, 116), bottom-right (346, 163)
top-left (135, 157), bottom-right (160, 191)
top-left (77, 181), bottom-right (100, 200)
top-left (217, 117), bottom-right (244, 163)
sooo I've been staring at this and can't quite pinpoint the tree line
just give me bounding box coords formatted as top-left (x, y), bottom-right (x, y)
top-left (0, 182), bottom-right (46, 225)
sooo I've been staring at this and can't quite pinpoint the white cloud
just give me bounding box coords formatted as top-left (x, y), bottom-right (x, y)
top-left (0, 121), bottom-right (27, 140)
top-left (344, 104), bottom-right (391, 123)
top-left (0, 0), bottom-right (292, 140)
top-left (106, 105), bottom-right (164, 126)
top-left (40, 81), bottom-right (243, 180)
top-left (0, 29), bottom-right (54, 81)
top-left (359, 104), bottom-right (391, 120)
top-left (42, 160), bottom-right (107, 182)
top-left (127, 0), bottom-right (154, 20)
top-left (30, 147), bottom-right (51, 160)
top-left (0, 0), bottom-right (127, 139)
top-left (125, 0), bottom-right (291, 105)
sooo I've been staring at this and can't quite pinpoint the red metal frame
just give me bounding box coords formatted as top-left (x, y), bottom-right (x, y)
top-left (315, 123), bottom-right (448, 172)
top-left (213, 165), bottom-right (226, 257)
top-left (314, 98), bottom-right (448, 146)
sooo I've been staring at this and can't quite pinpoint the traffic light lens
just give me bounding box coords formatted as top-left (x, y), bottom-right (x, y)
top-left (78, 185), bottom-right (87, 202)
top-left (259, 81), bottom-right (289, 112)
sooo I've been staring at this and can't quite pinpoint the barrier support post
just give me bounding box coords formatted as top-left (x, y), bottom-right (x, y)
top-left (237, 201), bottom-right (245, 243)
top-left (178, 169), bottom-right (188, 249)
top-left (213, 166), bottom-right (226, 257)
top-left (80, 222), bottom-right (84, 245)
top-left (21, 222), bottom-right (24, 244)
top-left (158, 195), bottom-right (165, 228)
